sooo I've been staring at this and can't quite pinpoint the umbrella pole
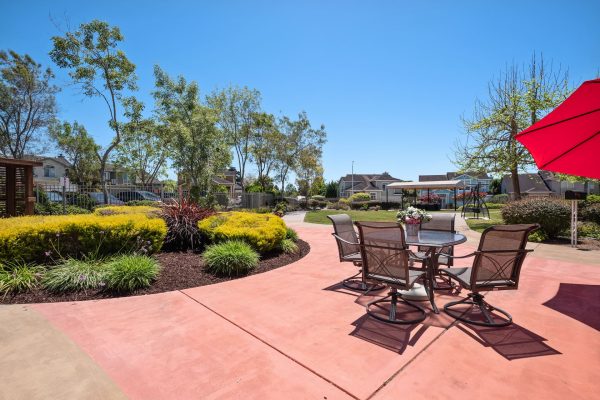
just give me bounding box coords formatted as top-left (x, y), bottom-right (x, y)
top-left (571, 200), bottom-right (578, 247)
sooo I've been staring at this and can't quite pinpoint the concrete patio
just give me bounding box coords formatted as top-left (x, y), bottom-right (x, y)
top-left (1, 214), bottom-right (599, 399)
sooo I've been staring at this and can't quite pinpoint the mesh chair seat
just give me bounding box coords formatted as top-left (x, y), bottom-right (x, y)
top-left (367, 269), bottom-right (424, 287)
top-left (341, 252), bottom-right (362, 263)
top-left (413, 251), bottom-right (449, 266)
top-left (442, 267), bottom-right (516, 288)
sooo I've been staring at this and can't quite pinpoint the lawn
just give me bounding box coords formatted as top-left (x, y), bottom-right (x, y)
top-left (303, 209), bottom-right (458, 225)
top-left (464, 209), bottom-right (504, 232)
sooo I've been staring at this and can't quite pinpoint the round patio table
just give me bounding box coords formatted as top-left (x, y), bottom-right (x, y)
top-left (401, 230), bottom-right (467, 314)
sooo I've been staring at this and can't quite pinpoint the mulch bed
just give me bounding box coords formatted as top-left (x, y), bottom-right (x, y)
top-left (1, 239), bottom-right (310, 305)
top-left (543, 236), bottom-right (600, 251)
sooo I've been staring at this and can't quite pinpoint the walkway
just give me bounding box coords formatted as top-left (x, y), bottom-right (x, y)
top-left (1, 214), bottom-right (599, 399)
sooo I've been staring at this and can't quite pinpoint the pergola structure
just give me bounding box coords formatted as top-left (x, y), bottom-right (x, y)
top-left (0, 157), bottom-right (42, 217)
top-left (386, 180), bottom-right (465, 210)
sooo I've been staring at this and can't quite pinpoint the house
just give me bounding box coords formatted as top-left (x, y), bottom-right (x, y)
top-left (417, 171), bottom-right (492, 207)
top-left (212, 168), bottom-right (242, 198)
top-left (501, 171), bottom-right (600, 198)
top-left (338, 172), bottom-right (404, 201)
top-left (25, 155), bottom-right (71, 185)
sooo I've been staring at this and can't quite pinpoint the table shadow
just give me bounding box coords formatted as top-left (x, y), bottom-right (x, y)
top-left (542, 283), bottom-right (600, 331)
top-left (349, 314), bottom-right (428, 354)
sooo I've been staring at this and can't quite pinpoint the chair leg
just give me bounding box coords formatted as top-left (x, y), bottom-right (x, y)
top-left (366, 288), bottom-right (427, 324)
top-left (444, 293), bottom-right (512, 327)
top-left (342, 269), bottom-right (385, 292)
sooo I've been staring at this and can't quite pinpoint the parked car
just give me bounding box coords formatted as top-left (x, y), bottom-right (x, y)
top-left (115, 190), bottom-right (161, 203)
top-left (46, 191), bottom-right (64, 202)
top-left (88, 192), bottom-right (125, 205)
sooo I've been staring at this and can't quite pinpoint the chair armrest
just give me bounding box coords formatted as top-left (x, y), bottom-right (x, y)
top-left (444, 252), bottom-right (478, 260)
top-left (331, 233), bottom-right (359, 246)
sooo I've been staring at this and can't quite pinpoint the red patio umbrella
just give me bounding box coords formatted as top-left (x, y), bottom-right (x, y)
top-left (515, 78), bottom-right (600, 180)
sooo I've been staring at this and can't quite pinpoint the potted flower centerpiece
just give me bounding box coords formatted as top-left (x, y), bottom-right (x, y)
top-left (397, 206), bottom-right (432, 236)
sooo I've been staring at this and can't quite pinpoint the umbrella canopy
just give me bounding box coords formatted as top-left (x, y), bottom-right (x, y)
top-left (515, 79), bottom-right (600, 179)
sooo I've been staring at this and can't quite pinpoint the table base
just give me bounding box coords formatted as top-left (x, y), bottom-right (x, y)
top-left (399, 283), bottom-right (429, 301)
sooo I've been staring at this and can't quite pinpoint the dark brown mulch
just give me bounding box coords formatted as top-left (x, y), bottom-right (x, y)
top-left (543, 236), bottom-right (600, 251)
top-left (1, 239), bottom-right (310, 304)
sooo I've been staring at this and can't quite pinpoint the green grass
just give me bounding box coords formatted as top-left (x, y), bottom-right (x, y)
top-left (464, 209), bottom-right (504, 232)
top-left (304, 210), bottom-right (401, 225)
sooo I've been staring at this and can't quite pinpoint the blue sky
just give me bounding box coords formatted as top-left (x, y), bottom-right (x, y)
top-left (1, 0), bottom-right (599, 183)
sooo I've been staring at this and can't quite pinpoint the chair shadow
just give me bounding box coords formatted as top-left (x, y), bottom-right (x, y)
top-left (457, 323), bottom-right (561, 360)
top-left (322, 281), bottom-right (387, 298)
top-left (542, 283), bottom-right (600, 331)
top-left (349, 314), bottom-right (428, 354)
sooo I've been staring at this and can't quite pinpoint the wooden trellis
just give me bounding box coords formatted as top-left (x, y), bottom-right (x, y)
top-left (0, 158), bottom-right (42, 217)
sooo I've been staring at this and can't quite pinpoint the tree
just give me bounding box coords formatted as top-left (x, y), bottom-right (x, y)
top-left (49, 121), bottom-right (100, 184)
top-left (325, 180), bottom-right (339, 198)
top-left (50, 20), bottom-right (137, 201)
top-left (153, 66), bottom-right (231, 197)
top-left (0, 50), bottom-right (58, 158)
top-left (249, 112), bottom-right (281, 191)
top-left (273, 111), bottom-right (326, 196)
top-left (117, 98), bottom-right (169, 185)
top-left (207, 86), bottom-right (261, 191)
top-left (454, 54), bottom-right (570, 200)
top-left (284, 183), bottom-right (297, 197)
top-left (488, 178), bottom-right (502, 195)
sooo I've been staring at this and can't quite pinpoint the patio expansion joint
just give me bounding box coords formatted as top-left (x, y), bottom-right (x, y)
top-left (178, 290), bottom-right (361, 400)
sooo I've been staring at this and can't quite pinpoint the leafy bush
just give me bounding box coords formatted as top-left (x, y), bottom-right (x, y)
top-left (285, 227), bottom-right (299, 242)
top-left (65, 193), bottom-right (97, 210)
top-left (35, 202), bottom-right (90, 215)
top-left (273, 201), bottom-right (288, 216)
top-left (585, 194), bottom-right (600, 204)
top-left (380, 202), bottom-right (401, 210)
top-left (528, 230), bottom-right (548, 243)
top-left (338, 197), bottom-right (350, 205)
top-left (581, 203), bottom-right (600, 224)
top-left (198, 212), bottom-right (287, 253)
top-left (126, 200), bottom-right (159, 206)
top-left (489, 194), bottom-right (509, 204)
top-left (280, 238), bottom-right (299, 254)
top-left (308, 199), bottom-right (327, 209)
top-left (327, 201), bottom-right (350, 210)
top-left (0, 261), bottom-right (42, 295)
top-left (0, 213), bottom-right (167, 263)
top-left (94, 205), bottom-right (160, 216)
top-left (42, 258), bottom-right (108, 293)
top-left (159, 199), bottom-right (215, 251)
top-left (501, 198), bottom-right (570, 239)
top-left (578, 221), bottom-right (600, 239)
top-left (104, 255), bottom-right (160, 292)
top-left (203, 241), bottom-right (259, 276)
top-left (311, 195), bottom-right (326, 201)
top-left (349, 192), bottom-right (371, 202)
top-left (485, 203), bottom-right (505, 209)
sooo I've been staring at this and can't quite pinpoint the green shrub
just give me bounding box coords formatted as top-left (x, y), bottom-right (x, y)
top-left (0, 261), bottom-right (42, 295)
top-left (104, 255), bottom-right (160, 292)
top-left (0, 213), bottom-right (167, 263)
top-left (126, 200), bottom-right (159, 206)
top-left (528, 230), bottom-right (548, 243)
top-left (380, 202), bottom-right (401, 210)
top-left (203, 241), bottom-right (259, 276)
top-left (35, 202), bottom-right (91, 215)
top-left (327, 201), bottom-right (350, 210)
top-left (42, 258), bottom-right (108, 293)
top-left (198, 212), bottom-right (287, 253)
top-left (311, 195), bottom-right (326, 201)
top-left (349, 192), bottom-right (371, 202)
top-left (501, 198), bottom-right (570, 239)
top-left (581, 203), bottom-right (600, 224)
top-left (585, 194), bottom-right (600, 204)
top-left (338, 197), bottom-right (350, 205)
top-left (280, 238), bottom-right (299, 254)
top-left (485, 202), bottom-right (505, 209)
top-left (285, 227), bottom-right (299, 242)
top-left (489, 194), bottom-right (509, 204)
top-left (578, 222), bottom-right (600, 239)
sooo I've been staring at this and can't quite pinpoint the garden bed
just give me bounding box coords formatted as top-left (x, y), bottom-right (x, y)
top-left (1, 239), bottom-right (310, 304)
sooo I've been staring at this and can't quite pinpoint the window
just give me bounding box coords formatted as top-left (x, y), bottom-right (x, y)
top-left (43, 165), bottom-right (55, 178)
top-left (393, 189), bottom-right (402, 195)
top-left (370, 192), bottom-right (377, 200)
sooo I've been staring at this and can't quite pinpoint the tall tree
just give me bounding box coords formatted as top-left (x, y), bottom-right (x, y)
top-left (153, 66), bottom-right (231, 197)
top-left (0, 50), bottom-right (58, 158)
top-left (249, 112), bottom-right (281, 191)
top-left (273, 111), bottom-right (326, 196)
top-left (50, 20), bottom-right (137, 201)
top-left (49, 121), bottom-right (100, 184)
top-left (454, 54), bottom-right (569, 200)
top-left (207, 86), bottom-right (261, 191)
top-left (117, 98), bottom-right (170, 186)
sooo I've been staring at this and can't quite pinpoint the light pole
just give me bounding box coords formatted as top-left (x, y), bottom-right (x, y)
top-left (351, 160), bottom-right (354, 198)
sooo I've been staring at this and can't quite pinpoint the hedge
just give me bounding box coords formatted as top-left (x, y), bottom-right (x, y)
top-left (0, 213), bottom-right (167, 263)
top-left (501, 198), bottom-right (570, 239)
top-left (94, 205), bottom-right (160, 216)
top-left (198, 212), bottom-right (287, 253)
top-left (581, 203), bottom-right (600, 225)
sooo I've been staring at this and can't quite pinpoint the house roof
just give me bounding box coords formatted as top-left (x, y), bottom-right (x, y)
top-left (501, 173), bottom-right (553, 194)
top-left (339, 173), bottom-right (403, 192)
top-left (23, 155), bottom-right (71, 167)
top-left (212, 177), bottom-right (233, 186)
top-left (388, 180), bottom-right (465, 190)
top-left (420, 171), bottom-right (491, 181)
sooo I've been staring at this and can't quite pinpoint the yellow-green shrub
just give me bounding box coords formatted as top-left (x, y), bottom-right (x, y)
top-left (0, 213), bottom-right (167, 263)
top-left (198, 212), bottom-right (287, 253)
top-left (94, 205), bottom-right (160, 216)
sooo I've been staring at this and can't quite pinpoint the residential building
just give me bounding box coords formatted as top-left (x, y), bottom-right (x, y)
top-left (501, 171), bottom-right (600, 198)
top-left (212, 168), bottom-right (242, 198)
top-left (417, 172), bottom-right (492, 207)
top-left (338, 172), bottom-right (404, 201)
top-left (26, 155), bottom-right (71, 185)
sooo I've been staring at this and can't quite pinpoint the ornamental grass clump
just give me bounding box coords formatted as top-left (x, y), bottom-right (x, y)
top-left (280, 238), bottom-right (299, 254)
top-left (203, 241), bottom-right (259, 277)
top-left (42, 258), bottom-right (108, 293)
top-left (159, 199), bottom-right (216, 251)
top-left (104, 255), bottom-right (160, 292)
top-left (198, 212), bottom-right (287, 253)
top-left (0, 261), bottom-right (42, 296)
top-left (501, 198), bottom-right (570, 239)
top-left (285, 227), bottom-right (299, 242)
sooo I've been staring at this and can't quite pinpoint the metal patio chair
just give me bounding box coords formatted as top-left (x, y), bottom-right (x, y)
top-left (355, 221), bottom-right (428, 324)
top-left (440, 224), bottom-right (539, 327)
top-left (328, 214), bottom-right (384, 291)
top-left (418, 213), bottom-right (456, 267)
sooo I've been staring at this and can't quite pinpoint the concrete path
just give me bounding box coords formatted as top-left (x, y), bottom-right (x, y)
top-left (1, 214), bottom-right (599, 399)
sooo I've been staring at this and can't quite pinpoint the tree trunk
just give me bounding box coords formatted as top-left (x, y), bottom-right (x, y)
top-left (510, 167), bottom-right (521, 201)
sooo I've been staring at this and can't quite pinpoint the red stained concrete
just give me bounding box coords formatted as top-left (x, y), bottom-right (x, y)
top-left (29, 218), bottom-right (600, 400)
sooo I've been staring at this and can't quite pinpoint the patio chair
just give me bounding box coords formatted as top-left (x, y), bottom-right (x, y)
top-left (415, 213), bottom-right (456, 267)
top-left (355, 221), bottom-right (428, 324)
top-left (440, 224), bottom-right (539, 327)
top-left (328, 214), bottom-right (384, 291)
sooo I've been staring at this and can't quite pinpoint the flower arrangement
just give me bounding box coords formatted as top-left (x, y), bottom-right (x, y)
top-left (397, 206), bottom-right (432, 225)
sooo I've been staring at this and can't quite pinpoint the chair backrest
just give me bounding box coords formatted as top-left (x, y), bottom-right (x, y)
top-left (471, 224), bottom-right (539, 289)
top-left (420, 213), bottom-right (456, 232)
top-left (328, 214), bottom-right (360, 260)
top-left (355, 221), bottom-right (411, 289)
